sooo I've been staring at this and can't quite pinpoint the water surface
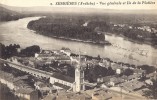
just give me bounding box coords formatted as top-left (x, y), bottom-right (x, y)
top-left (0, 17), bottom-right (157, 66)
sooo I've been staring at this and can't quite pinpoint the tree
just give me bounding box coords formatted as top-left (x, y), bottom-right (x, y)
top-left (138, 65), bottom-right (156, 74)
top-left (144, 79), bottom-right (157, 99)
top-left (20, 45), bottom-right (40, 57)
top-left (123, 68), bottom-right (133, 76)
top-left (0, 43), bottom-right (20, 59)
top-left (107, 66), bottom-right (115, 76)
top-left (97, 54), bottom-right (101, 60)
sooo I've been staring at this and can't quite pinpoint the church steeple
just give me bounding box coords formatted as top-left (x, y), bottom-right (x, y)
top-left (74, 51), bottom-right (84, 92)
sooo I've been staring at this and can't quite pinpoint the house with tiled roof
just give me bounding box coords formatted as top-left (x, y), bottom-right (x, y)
top-left (50, 72), bottom-right (74, 90)
top-left (15, 88), bottom-right (38, 100)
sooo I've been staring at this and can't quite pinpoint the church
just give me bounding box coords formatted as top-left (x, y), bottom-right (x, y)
top-left (49, 54), bottom-right (85, 92)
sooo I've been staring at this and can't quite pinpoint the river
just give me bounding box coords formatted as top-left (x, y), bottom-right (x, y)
top-left (0, 17), bottom-right (157, 66)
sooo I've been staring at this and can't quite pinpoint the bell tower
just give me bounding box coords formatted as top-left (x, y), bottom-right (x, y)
top-left (74, 52), bottom-right (85, 92)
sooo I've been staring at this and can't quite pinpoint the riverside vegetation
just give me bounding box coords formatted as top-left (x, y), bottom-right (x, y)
top-left (27, 17), bottom-right (110, 44)
top-left (27, 14), bottom-right (157, 47)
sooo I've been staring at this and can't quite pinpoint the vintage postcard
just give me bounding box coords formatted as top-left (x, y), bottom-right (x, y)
top-left (0, 0), bottom-right (157, 100)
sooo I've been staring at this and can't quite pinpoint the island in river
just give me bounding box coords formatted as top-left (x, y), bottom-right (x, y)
top-left (27, 14), bottom-right (157, 47)
top-left (27, 17), bottom-right (111, 45)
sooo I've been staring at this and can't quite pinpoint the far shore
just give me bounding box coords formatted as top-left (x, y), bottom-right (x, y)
top-left (103, 32), bottom-right (157, 49)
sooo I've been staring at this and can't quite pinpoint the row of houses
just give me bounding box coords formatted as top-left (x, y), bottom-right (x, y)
top-left (32, 49), bottom-right (76, 91)
top-left (49, 72), bottom-right (75, 91)
top-left (0, 70), bottom-right (38, 100)
top-left (98, 73), bottom-right (143, 86)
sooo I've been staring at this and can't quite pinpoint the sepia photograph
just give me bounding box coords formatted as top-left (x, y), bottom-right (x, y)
top-left (0, 0), bottom-right (157, 100)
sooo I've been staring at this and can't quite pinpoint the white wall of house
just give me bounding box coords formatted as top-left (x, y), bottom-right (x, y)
top-left (0, 78), bottom-right (15, 90)
top-left (110, 82), bottom-right (115, 86)
top-left (50, 77), bottom-right (73, 87)
top-left (116, 69), bottom-right (122, 74)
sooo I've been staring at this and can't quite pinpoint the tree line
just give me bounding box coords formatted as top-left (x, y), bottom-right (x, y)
top-left (0, 43), bottom-right (40, 59)
top-left (27, 17), bottom-right (106, 43)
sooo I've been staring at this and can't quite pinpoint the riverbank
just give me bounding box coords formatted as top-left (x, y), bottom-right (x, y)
top-left (27, 17), bottom-right (111, 46)
top-left (121, 34), bottom-right (157, 48)
top-left (104, 32), bottom-right (157, 49)
top-left (1, 16), bottom-right (157, 66)
top-left (52, 35), bottom-right (111, 45)
top-left (33, 30), bottom-right (111, 45)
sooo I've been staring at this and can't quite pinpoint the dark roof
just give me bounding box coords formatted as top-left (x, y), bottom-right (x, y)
top-left (110, 77), bottom-right (125, 84)
top-left (51, 73), bottom-right (74, 83)
top-left (54, 82), bottom-right (71, 90)
top-left (100, 76), bottom-right (114, 82)
top-left (15, 88), bottom-right (34, 94)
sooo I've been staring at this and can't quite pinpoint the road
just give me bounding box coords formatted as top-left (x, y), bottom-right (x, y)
top-left (104, 87), bottom-right (146, 99)
top-left (0, 58), bottom-right (53, 78)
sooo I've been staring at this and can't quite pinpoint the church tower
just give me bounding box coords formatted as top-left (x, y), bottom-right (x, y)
top-left (74, 52), bottom-right (85, 92)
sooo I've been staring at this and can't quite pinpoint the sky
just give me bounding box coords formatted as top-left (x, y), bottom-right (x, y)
top-left (0, 0), bottom-right (157, 10)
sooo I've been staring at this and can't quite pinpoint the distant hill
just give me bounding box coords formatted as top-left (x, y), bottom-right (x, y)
top-left (0, 6), bottom-right (24, 21)
top-left (0, 3), bottom-right (157, 15)
top-left (0, 6), bottom-right (17, 14)
top-left (0, 3), bottom-right (157, 23)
